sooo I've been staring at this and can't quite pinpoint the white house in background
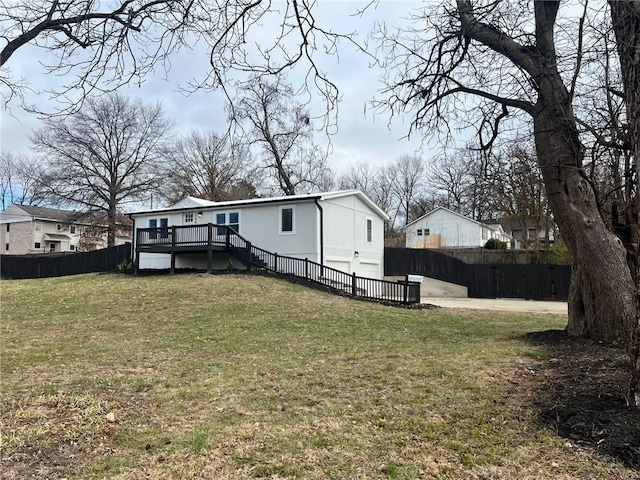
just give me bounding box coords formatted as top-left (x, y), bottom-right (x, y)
top-left (129, 190), bottom-right (389, 279)
top-left (404, 206), bottom-right (513, 249)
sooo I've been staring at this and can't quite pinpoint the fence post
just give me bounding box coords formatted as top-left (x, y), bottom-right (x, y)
top-left (225, 227), bottom-right (230, 249)
top-left (246, 241), bottom-right (252, 271)
top-left (274, 253), bottom-right (278, 272)
top-left (305, 258), bottom-right (309, 279)
top-left (352, 272), bottom-right (357, 297)
top-left (170, 227), bottom-right (176, 275)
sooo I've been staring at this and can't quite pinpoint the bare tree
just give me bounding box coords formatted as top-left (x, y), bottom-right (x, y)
top-left (572, 15), bottom-right (637, 254)
top-left (609, 0), bottom-right (640, 407)
top-left (376, 0), bottom-right (635, 347)
top-left (1, 0), bottom-right (359, 124)
top-left (159, 130), bottom-right (257, 203)
top-left (32, 92), bottom-right (172, 246)
top-left (495, 144), bottom-right (554, 249)
top-left (338, 161), bottom-right (399, 228)
top-left (233, 75), bottom-right (332, 196)
top-left (429, 152), bottom-right (472, 216)
top-left (0, 151), bottom-right (46, 208)
top-left (387, 154), bottom-right (427, 225)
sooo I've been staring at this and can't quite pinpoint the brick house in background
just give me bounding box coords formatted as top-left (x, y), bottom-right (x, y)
top-left (0, 205), bottom-right (131, 255)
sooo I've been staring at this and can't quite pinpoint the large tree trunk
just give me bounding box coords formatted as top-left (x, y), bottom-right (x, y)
top-left (531, 1), bottom-right (636, 346)
top-left (533, 108), bottom-right (636, 345)
top-left (609, 0), bottom-right (640, 406)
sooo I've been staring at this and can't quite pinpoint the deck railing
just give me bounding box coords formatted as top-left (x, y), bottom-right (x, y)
top-left (136, 224), bottom-right (420, 305)
top-left (226, 229), bottom-right (420, 305)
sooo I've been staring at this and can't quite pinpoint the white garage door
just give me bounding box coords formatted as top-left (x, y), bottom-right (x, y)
top-left (358, 262), bottom-right (380, 279)
top-left (325, 260), bottom-right (351, 275)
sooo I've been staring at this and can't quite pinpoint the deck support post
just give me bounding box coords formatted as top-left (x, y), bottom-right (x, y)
top-left (134, 230), bottom-right (141, 274)
top-left (170, 227), bottom-right (176, 274)
top-left (207, 223), bottom-right (213, 273)
top-left (274, 253), bottom-right (278, 272)
top-left (134, 248), bottom-right (140, 275)
top-left (305, 258), bottom-right (309, 279)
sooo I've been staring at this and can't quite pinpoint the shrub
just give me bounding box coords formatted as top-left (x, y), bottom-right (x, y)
top-left (118, 259), bottom-right (133, 273)
top-left (548, 240), bottom-right (571, 264)
top-left (484, 238), bottom-right (507, 250)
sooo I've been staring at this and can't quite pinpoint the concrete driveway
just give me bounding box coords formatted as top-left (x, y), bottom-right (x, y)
top-left (423, 297), bottom-right (568, 315)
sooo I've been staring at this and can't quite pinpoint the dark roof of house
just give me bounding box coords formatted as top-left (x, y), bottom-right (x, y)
top-left (15, 205), bottom-right (82, 222)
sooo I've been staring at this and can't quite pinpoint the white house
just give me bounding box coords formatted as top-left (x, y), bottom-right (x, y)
top-left (404, 206), bottom-right (512, 249)
top-left (129, 190), bottom-right (389, 279)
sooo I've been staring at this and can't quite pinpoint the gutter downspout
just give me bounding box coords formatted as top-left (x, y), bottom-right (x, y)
top-left (314, 198), bottom-right (324, 269)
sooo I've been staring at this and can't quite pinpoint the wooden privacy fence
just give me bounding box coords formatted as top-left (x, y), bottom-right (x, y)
top-left (385, 247), bottom-right (466, 285)
top-left (385, 247), bottom-right (571, 301)
top-left (1, 244), bottom-right (131, 279)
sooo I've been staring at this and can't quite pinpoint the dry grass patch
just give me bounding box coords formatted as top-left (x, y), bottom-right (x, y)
top-left (1, 273), bottom-right (637, 479)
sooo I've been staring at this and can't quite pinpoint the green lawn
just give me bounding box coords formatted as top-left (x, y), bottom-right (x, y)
top-left (0, 273), bottom-right (634, 479)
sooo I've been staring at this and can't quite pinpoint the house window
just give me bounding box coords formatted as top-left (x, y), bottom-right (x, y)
top-left (216, 213), bottom-right (226, 235)
top-left (5, 243), bottom-right (8, 251)
top-left (482, 228), bottom-right (488, 240)
top-left (417, 229), bottom-right (423, 236)
top-left (57, 224), bottom-right (63, 231)
top-left (70, 244), bottom-right (76, 251)
top-left (69, 225), bottom-right (76, 234)
top-left (160, 218), bottom-right (169, 239)
top-left (215, 212), bottom-right (240, 235)
top-left (35, 221), bottom-right (42, 232)
top-left (366, 218), bottom-right (373, 243)
top-left (34, 242), bottom-right (41, 249)
top-left (229, 212), bottom-right (239, 233)
top-left (184, 212), bottom-right (194, 223)
top-left (6, 223), bottom-right (9, 232)
top-left (280, 207), bottom-right (294, 234)
top-left (49, 243), bottom-right (56, 252)
top-left (424, 229), bottom-right (430, 236)
top-left (149, 219), bottom-right (157, 239)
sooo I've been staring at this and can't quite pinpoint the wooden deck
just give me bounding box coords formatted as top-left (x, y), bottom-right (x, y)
top-left (135, 224), bottom-right (250, 274)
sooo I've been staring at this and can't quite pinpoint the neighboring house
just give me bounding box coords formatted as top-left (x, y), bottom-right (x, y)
top-left (129, 190), bottom-right (389, 279)
top-left (0, 204), bottom-right (130, 255)
top-left (404, 206), bottom-right (513, 249)
top-left (499, 217), bottom-right (556, 249)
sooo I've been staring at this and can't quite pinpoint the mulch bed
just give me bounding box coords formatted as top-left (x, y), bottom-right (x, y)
top-left (524, 330), bottom-right (640, 469)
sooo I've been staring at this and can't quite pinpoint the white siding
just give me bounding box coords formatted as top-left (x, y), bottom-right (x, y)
top-left (405, 209), bottom-right (512, 249)
top-left (321, 195), bottom-right (384, 278)
top-left (406, 209), bottom-right (482, 248)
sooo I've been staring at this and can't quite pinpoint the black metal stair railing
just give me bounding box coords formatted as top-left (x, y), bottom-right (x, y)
top-left (225, 229), bottom-right (421, 305)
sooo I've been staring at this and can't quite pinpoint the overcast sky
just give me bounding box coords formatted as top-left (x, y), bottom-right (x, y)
top-left (0, 1), bottom-right (433, 174)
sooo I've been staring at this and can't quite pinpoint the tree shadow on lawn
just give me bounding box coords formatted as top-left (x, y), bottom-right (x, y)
top-left (523, 330), bottom-right (640, 469)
